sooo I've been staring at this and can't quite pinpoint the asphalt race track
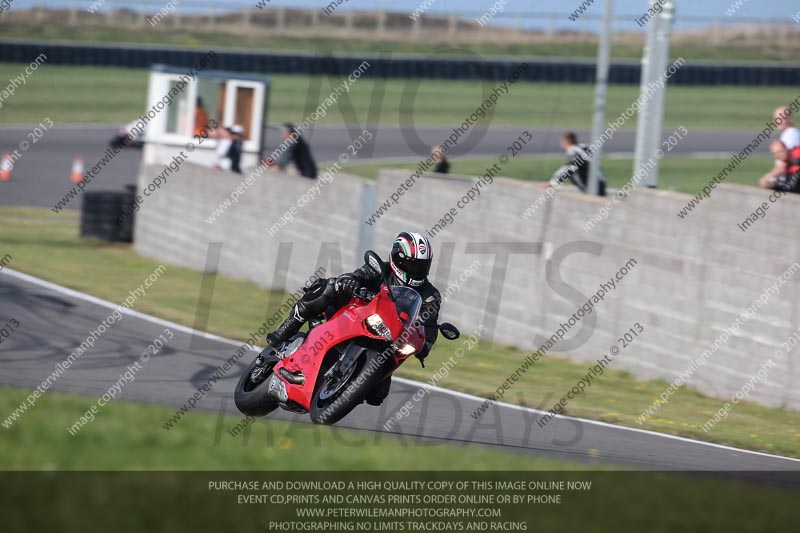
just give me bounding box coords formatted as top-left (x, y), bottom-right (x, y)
top-left (2, 268), bottom-right (799, 472)
top-left (0, 124), bottom-right (759, 210)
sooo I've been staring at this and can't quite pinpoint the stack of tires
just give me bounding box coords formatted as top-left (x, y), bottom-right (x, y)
top-left (79, 185), bottom-right (136, 243)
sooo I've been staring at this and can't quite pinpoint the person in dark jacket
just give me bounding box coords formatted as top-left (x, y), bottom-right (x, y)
top-left (544, 132), bottom-right (606, 196)
top-left (273, 123), bottom-right (318, 179)
top-left (227, 125), bottom-right (244, 174)
top-left (266, 232), bottom-right (442, 406)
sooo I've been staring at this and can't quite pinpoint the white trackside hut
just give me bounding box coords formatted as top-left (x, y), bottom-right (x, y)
top-left (141, 64), bottom-right (270, 169)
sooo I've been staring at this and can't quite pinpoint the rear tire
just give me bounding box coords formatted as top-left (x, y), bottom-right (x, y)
top-left (310, 349), bottom-right (389, 425)
top-left (234, 351), bottom-right (280, 417)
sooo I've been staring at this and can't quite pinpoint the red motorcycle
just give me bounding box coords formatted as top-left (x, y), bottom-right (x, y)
top-left (234, 251), bottom-right (460, 425)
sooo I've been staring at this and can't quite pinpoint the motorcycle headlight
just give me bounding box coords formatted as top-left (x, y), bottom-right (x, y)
top-left (395, 343), bottom-right (417, 356)
top-left (365, 314), bottom-right (392, 340)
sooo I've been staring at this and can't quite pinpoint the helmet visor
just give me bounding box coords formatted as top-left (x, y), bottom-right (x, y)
top-left (397, 256), bottom-right (431, 281)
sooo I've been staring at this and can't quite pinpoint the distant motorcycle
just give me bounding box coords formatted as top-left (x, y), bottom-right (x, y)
top-left (109, 120), bottom-right (144, 149)
top-left (234, 251), bottom-right (460, 425)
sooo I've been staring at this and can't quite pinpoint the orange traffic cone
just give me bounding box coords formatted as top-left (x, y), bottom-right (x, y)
top-left (0, 153), bottom-right (12, 182)
top-left (70, 156), bottom-right (84, 184)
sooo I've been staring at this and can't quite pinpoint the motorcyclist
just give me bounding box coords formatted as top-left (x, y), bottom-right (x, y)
top-left (266, 232), bottom-right (442, 405)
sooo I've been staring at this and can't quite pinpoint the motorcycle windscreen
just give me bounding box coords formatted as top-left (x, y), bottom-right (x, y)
top-left (391, 286), bottom-right (422, 327)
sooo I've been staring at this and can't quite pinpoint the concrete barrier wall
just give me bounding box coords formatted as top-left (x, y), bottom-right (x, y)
top-left (134, 163), bottom-right (371, 292)
top-left (134, 162), bottom-right (800, 410)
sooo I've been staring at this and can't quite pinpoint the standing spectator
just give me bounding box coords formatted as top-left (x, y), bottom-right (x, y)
top-left (432, 145), bottom-right (450, 174)
top-left (214, 125), bottom-right (244, 173)
top-left (194, 97), bottom-right (210, 137)
top-left (226, 125), bottom-right (244, 174)
top-left (269, 124), bottom-right (318, 179)
top-left (543, 132), bottom-right (606, 196)
top-left (215, 128), bottom-right (233, 171)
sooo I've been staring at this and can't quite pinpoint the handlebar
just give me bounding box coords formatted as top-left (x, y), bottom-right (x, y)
top-left (352, 288), bottom-right (376, 302)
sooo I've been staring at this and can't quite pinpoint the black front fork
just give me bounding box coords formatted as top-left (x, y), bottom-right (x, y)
top-left (251, 347), bottom-right (280, 384)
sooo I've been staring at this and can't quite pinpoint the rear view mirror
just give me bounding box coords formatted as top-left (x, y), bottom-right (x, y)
top-left (439, 323), bottom-right (460, 340)
top-left (365, 250), bottom-right (394, 301)
top-left (365, 251), bottom-right (384, 276)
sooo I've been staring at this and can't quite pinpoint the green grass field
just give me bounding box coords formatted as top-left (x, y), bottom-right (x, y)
top-left (339, 155), bottom-right (773, 194)
top-left (3, 22), bottom-right (799, 63)
top-left (2, 207), bottom-right (799, 459)
top-left (0, 387), bottom-right (593, 470)
top-left (0, 63), bottom-right (795, 132)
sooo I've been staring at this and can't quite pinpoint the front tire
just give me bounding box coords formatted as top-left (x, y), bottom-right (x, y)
top-left (234, 351), bottom-right (280, 417)
top-left (310, 349), bottom-right (389, 425)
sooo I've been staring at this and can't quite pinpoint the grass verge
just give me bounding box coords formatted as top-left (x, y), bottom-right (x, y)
top-left (0, 387), bottom-right (592, 470)
top-left (0, 62), bottom-right (797, 131)
top-left (1, 207), bottom-right (799, 459)
top-left (3, 23), bottom-right (800, 63)
top-left (339, 155), bottom-right (773, 194)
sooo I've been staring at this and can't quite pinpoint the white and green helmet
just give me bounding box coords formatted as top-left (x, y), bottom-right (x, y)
top-left (390, 231), bottom-right (432, 288)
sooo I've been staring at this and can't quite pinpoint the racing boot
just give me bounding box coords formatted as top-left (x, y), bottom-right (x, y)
top-left (266, 305), bottom-right (306, 351)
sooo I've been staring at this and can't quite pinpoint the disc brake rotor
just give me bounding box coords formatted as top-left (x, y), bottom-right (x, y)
top-left (319, 356), bottom-right (359, 401)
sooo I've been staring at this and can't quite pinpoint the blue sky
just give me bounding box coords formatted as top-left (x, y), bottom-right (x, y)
top-left (13, 0), bottom-right (800, 30)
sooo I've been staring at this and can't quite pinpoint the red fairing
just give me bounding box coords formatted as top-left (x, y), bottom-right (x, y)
top-left (274, 285), bottom-right (424, 410)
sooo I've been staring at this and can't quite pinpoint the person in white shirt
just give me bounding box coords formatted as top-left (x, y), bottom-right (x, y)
top-left (775, 106), bottom-right (800, 149)
top-left (214, 125), bottom-right (245, 172)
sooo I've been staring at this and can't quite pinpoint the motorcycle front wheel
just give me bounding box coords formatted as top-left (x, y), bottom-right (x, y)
top-left (309, 349), bottom-right (388, 425)
top-left (233, 349), bottom-right (280, 417)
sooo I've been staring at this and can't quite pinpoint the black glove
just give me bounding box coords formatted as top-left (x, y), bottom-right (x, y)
top-left (353, 287), bottom-right (375, 302)
top-left (416, 344), bottom-right (431, 368)
top-left (335, 275), bottom-right (359, 295)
